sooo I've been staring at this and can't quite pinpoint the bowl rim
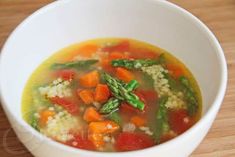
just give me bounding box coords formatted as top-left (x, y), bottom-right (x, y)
top-left (0, 0), bottom-right (227, 156)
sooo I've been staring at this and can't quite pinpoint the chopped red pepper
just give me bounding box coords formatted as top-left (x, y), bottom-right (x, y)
top-left (67, 134), bottom-right (95, 150)
top-left (169, 109), bottom-right (193, 134)
top-left (115, 132), bottom-right (154, 151)
top-left (55, 69), bottom-right (75, 80)
top-left (102, 40), bottom-right (130, 52)
top-left (136, 89), bottom-right (158, 103)
top-left (50, 97), bottom-right (79, 114)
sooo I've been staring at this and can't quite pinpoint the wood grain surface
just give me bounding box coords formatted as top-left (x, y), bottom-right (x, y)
top-left (0, 0), bottom-right (234, 157)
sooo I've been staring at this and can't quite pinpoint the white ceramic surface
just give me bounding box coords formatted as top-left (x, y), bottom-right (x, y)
top-left (0, 0), bottom-right (227, 157)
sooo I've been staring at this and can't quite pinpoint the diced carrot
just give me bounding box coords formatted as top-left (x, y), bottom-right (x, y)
top-left (55, 69), bottom-right (75, 80)
top-left (109, 52), bottom-right (129, 60)
top-left (166, 64), bottom-right (184, 78)
top-left (67, 44), bottom-right (98, 60)
top-left (116, 67), bottom-right (134, 82)
top-left (79, 70), bottom-right (100, 88)
top-left (100, 57), bottom-right (113, 73)
top-left (100, 51), bottom-right (129, 73)
top-left (83, 107), bottom-right (102, 122)
top-left (78, 44), bottom-right (98, 57)
top-left (88, 121), bottom-right (120, 134)
top-left (88, 133), bottom-right (105, 148)
top-left (88, 121), bottom-right (120, 148)
top-left (101, 57), bottom-right (110, 66)
top-left (100, 52), bottom-right (128, 73)
top-left (78, 89), bottom-right (94, 105)
top-left (130, 116), bottom-right (146, 127)
top-left (39, 110), bottom-right (56, 126)
top-left (94, 84), bottom-right (110, 103)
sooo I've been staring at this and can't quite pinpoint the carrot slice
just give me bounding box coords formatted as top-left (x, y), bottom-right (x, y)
top-left (78, 45), bottom-right (98, 57)
top-left (39, 110), bottom-right (55, 126)
top-left (94, 84), bottom-right (110, 103)
top-left (116, 67), bottom-right (134, 82)
top-left (100, 57), bottom-right (113, 73)
top-left (88, 121), bottom-right (119, 148)
top-left (130, 116), bottom-right (146, 127)
top-left (78, 89), bottom-right (94, 105)
top-left (88, 121), bottom-right (120, 134)
top-left (67, 44), bottom-right (98, 60)
top-left (79, 70), bottom-right (100, 88)
top-left (166, 64), bottom-right (184, 78)
top-left (83, 107), bottom-right (102, 122)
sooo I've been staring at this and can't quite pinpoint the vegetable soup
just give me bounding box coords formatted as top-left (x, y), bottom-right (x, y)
top-left (22, 38), bottom-right (202, 152)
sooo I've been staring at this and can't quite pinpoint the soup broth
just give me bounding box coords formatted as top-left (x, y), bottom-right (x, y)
top-left (22, 38), bottom-right (201, 152)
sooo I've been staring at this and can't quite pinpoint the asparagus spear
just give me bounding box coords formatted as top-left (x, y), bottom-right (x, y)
top-left (103, 73), bottom-right (144, 110)
top-left (107, 111), bottom-right (122, 125)
top-left (125, 80), bottom-right (139, 92)
top-left (111, 53), bottom-right (165, 70)
top-left (155, 96), bottom-right (169, 143)
top-left (99, 98), bottom-right (120, 114)
top-left (112, 59), bottom-right (158, 69)
top-left (163, 73), bottom-right (198, 116)
top-left (51, 59), bottom-right (98, 70)
top-left (102, 73), bottom-right (125, 100)
top-left (163, 72), bottom-right (179, 91)
top-left (30, 113), bottom-right (39, 131)
top-left (179, 76), bottom-right (198, 116)
top-left (157, 53), bottom-right (166, 65)
top-left (99, 78), bottom-right (139, 114)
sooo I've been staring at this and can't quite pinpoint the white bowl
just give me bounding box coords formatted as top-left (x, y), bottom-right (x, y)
top-left (0, 0), bottom-right (227, 157)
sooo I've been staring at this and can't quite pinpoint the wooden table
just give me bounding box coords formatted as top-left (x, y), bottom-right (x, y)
top-left (0, 0), bottom-right (234, 156)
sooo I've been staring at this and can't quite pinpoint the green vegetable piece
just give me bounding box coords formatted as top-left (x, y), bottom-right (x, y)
top-left (111, 53), bottom-right (165, 69)
top-left (30, 114), bottom-right (39, 131)
top-left (103, 73), bottom-right (145, 110)
top-left (100, 73), bottom-right (144, 114)
top-left (125, 80), bottom-right (139, 92)
top-left (102, 73), bottom-right (124, 100)
top-left (100, 79), bottom-right (139, 114)
top-left (99, 98), bottom-right (120, 114)
top-left (155, 96), bottom-right (169, 143)
top-left (163, 72), bottom-right (179, 91)
top-left (112, 59), bottom-right (158, 69)
top-left (107, 111), bottom-right (122, 125)
top-left (179, 76), bottom-right (198, 116)
top-left (157, 53), bottom-right (165, 64)
top-left (51, 59), bottom-right (98, 70)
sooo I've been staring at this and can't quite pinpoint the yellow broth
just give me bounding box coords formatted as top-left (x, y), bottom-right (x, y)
top-left (22, 38), bottom-right (202, 152)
